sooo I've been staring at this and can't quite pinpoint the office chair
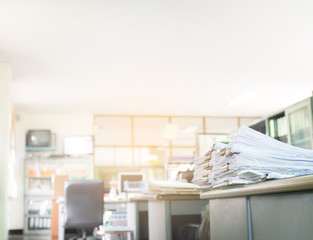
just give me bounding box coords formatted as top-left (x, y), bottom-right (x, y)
top-left (178, 223), bottom-right (200, 240)
top-left (64, 180), bottom-right (104, 240)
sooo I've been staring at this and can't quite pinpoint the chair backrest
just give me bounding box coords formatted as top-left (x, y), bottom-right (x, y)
top-left (64, 180), bottom-right (104, 229)
top-left (179, 223), bottom-right (200, 240)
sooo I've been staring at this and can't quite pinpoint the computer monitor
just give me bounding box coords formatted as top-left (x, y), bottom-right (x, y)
top-left (118, 172), bottom-right (145, 194)
top-left (64, 136), bottom-right (93, 156)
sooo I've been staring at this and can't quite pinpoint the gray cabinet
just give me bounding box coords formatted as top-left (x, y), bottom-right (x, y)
top-left (201, 175), bottom-right (313, 240)
top-left (251, 192), bottom-right (313, 240)
top-left (210, 198), bottom-right (248, 240)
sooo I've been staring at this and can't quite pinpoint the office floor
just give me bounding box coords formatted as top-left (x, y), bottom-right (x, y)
top-left (8, 234), bottom-right (95, 240)
top-left (8, 234), bottom-right (50, 240)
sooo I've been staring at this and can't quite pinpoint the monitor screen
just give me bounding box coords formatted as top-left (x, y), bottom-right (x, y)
top-left (64, 136), bottom-right (93, 156)
top-left (26, 130), bottom-right (52, 147)
top-left (118, 172), bottom-right (145, 193)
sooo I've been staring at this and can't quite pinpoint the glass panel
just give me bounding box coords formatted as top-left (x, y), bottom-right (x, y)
top-left (27, 178), bottom-right (53, 194)
top-left (27, 159), bottom-right (56, 177)
top-left (55, 157), bottom-right (90, 178)
top-left (171, 148), bottom-right (195, 164)
top-left (277, 117), bottom-right (288, 140)
top-left (27, 216), bottom-right (51, 230)
top-left (134, 147), bottom-right (166, 166)
top-left (115, 148), bottom-right (133, 167)
top-left (269, 119), bottom-right (275, 137)
top-left (141, 168), bottom-right (165, 181)
top-left (94, 117), bottom-right (132, 146)
top-left (268, 115), bottom-right (288, 143)
top-left (171, 117), bottom-right (203, 146)
top-left (289, 107), bottom-right (311, 149)
top-left (206, 117), bottom-right (238, 134)
top-left (133, 117), bottom-right (169, 146)
top-left (94, 147), bottom-right (114, 166)
top-left (27, 199), bottom-right (52, 216)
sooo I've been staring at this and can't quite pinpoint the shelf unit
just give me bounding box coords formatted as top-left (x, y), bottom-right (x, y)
top-left (268, 111), bottom-right (288, 143)
top-left (26, 146), bottom-right (57, 152)
top-left (25, 195), bottom-right (52, 234)
top-left (285, 97), bottom-right (313, 149)
top-left (24, 155), bottom-right (93, 235)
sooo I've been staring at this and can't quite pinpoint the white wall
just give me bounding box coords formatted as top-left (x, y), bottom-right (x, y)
top-left (0, 63), bottom-right (11, 239)
top-left (20, 112), bottom-right (94, 155)
top-left (8, 112), bottom-right (93, 230)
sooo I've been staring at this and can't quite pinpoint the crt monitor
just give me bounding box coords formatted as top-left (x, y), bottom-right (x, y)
top-left (26, 130), bottom-right (52, 147)
top-left (118, 172), bottom-right (145, 194)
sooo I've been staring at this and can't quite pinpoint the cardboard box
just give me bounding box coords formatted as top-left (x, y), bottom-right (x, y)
top-left (51, 175), bottom-right (68, 240)
top-left (53, 175), bottom-right (68, 198)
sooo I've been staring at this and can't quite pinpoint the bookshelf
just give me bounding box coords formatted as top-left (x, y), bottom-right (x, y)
top-left (268, 112), bottom-right (288, 143)
top-left (24, 155), bottom-right (93, 234)
top-left (249, 96), bottom-right (313, 150)
top-left (285, 97), bottom-right (313, 149)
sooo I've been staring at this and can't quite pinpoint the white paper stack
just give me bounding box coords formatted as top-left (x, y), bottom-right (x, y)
top-left (148, 180), bottom-right (199, 194)
top-left (193, 156), bottom-right (211, 185)
top-left (192, 142), bottom-right (227, 189)
top-left (195, 126), bottom-right (313, 189)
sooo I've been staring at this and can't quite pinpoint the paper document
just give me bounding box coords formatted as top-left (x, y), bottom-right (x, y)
top-left (193, 126), bottom-right (313, 189)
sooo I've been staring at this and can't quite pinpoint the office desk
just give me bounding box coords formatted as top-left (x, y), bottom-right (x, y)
top-left (147, 194), bottom-right (209, 240)
top-left (105, 195), bottom-right (206, 240)
top-left (117, 194), bottom-right (209, 240)
top-left (200, 175), bottom-right (313, 240)
top-left (59, 195), bottom-right (209, 240)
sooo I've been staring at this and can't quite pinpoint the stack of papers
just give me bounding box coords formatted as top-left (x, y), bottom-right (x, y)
top-left (192, 143), bottom-right (225, 189)
top-left (193, 152), bottom-right (212, 185)
top-left (148, 180), bottom-right (199, 194)
top-left (192, 142), bottom-right (228, 189)
top-left (193, 126), bottom-right (313, 189)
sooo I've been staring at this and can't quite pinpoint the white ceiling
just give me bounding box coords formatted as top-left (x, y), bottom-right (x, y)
top-left (1, 0), bottom-right (313, 116)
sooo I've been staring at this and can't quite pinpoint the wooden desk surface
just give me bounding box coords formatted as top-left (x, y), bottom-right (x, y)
top-left (200, 175), bottom-right (313, 199)
top-left (156, 193), bottom-right (200, 200)
top-left (104, 194), bottom-right (201, 202)
top-left (126, 193), bottom-right (201, 201)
